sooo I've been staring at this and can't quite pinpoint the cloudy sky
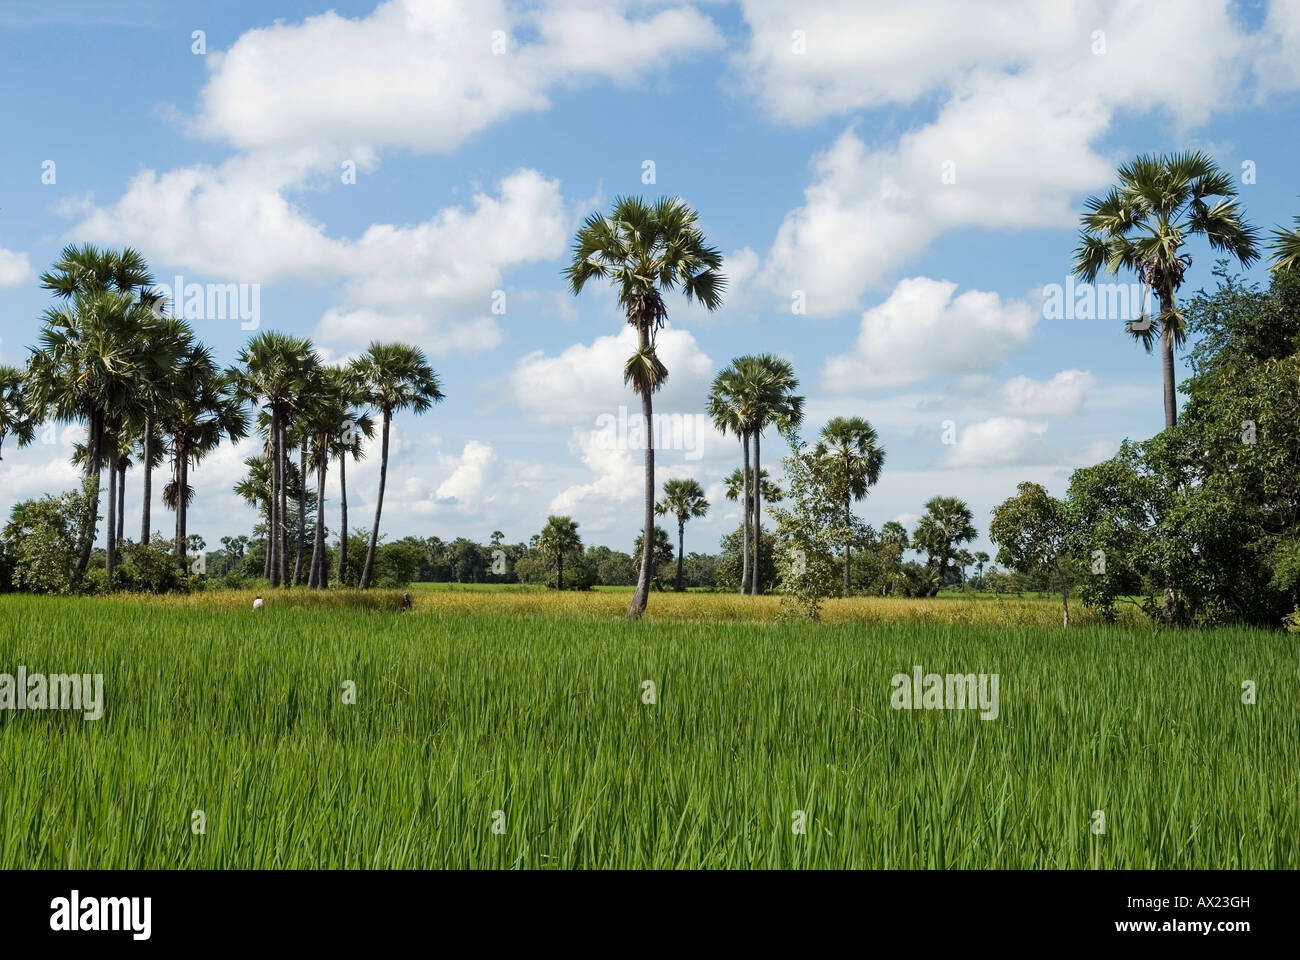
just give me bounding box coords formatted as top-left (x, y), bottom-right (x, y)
top-left (1, 0), bottom-right (1298, 557)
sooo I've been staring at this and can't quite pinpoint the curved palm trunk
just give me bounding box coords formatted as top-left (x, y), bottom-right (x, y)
top-left (359, 410), bottom-right (391, 590)
top-left (750, 430), bottom-right (762, 596)
top-left (140, 417), bottom-right (153, 545)
top-left (675, 519), bottom-right (685, 592)
top-left (73, 409), bottom-right (102, 581)
top-left (629, 352), bottom-right (655, 618)
top-left (740, 433), bottom-right (751, 594)
top-left (337, 453), bottom-right (348, 585)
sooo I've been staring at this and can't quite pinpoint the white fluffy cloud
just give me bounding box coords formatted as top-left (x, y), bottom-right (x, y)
top-left (0, 248), bottom-right (31, 288)
top-left (746, 0), bottom-right (1260, 313)
top-left (195, 0), bottom-right (723, 155)
top-left (996, 369), bottom-right (1097, 417)
top-left (822, 277), bottom-right (1038, 391)
top-left (938, 415), bottom-right (1115, 468)
top-left (511, 324), bottom-right (715, 426)
top-left (73, 165), bottom-right (567, 351)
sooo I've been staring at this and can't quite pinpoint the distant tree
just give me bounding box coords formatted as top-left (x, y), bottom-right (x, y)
top-left (912, 496), bottom-right (976, 596)
top-left (990, 482), bottom-right (1079, 627)
top-left (655, 478), bottom-right (709, 591)
top-left (538, 516), bottom-right (582, 590)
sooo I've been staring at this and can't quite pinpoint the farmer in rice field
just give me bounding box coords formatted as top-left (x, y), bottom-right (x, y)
top-left (400, 592), bottom-right (412, 611)
top-left (253, 595), bottom-right (264, 610)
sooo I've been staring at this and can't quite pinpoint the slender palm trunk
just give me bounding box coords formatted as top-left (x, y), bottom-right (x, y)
top-left (675, 519), bottom-right (685, 592)
top-left (105, 443), bottom-right (117, 582)
top-left (310, 444), bottom-right (328, 589)
top-left (176, 453), bottom-right (189, 570)
top-left (269, 410), bottom-right (281, 588)
top-left (262, 501), bottom-right (272, 579)
top-left (629, 338), bottom-right (655, 618)
top-left (278, 418), bottom-right (289, 588)
top-left (74, 409), bottom-right (102, 581)
top-left (140, 417), bottom-right (152, 545)
top-left (293, 445), bottom-right (306, 585)
top-left (1160, 290), bottom-right (1177, 430)
top-left (1062, 588), bottom-right (1070, 629)
top-left (843, 494), bottom-right (852, 592)
top-left (740, 433), bottom-right (751, 594)
top-left (750, 429), bottom-right (762, 595)
top-left (338, 453), bottom-right (348, 585)
top-left (557, 552), bottom-right (564, 591)
top-left (360, 410), bottom-right (390, 590)
top-left (116, 461), bottom-right (125, 545)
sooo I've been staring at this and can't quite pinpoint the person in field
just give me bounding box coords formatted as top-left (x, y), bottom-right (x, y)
top-left (400, 593), bottom-right (412, 611)
top-left (253, 596), bottom-right (264, 610)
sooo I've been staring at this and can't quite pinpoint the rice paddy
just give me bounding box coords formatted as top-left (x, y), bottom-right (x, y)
top-left (0, 590), bottom-right (1294, 869)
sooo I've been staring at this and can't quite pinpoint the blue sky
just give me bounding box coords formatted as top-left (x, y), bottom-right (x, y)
top-left (1, 0), bottom-right (1298, 559)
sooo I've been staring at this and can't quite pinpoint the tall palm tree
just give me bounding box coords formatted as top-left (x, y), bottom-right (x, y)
top-left (1269, 205), bottom-right (1300, 273)
top-left (708, 366), bottom-right (751, 592)
top-left (566, 196), bottom-right (725, 618)
top-left (161, 346), bottom-right (247, 570)
top-left (352, 342), bottom-right (444, 590)
top-left (234, 332), bottom-right (319, 588)
top-left (136, 316), bottom-right (189, 546)
top-left (1074, 152), bottom-right (1259, 429)
top-left (538, 515), bottom-right (582, 590)
top-left (333, 368), bottom-right (373, 587)
top-left (655, 478), bottom-right (708, 592)
top-left (0, 365), bottom-right (37, 461)
top-left (739, 355), bottom-right (803, 595)
top-left (28, 290), bottom-right (164, 582)
top-left (816, 416), bottom-right (885, 591)
top-left (31, 245), bottom-right (161, 581)
top-left (302, 367), bottom-right (374, 589)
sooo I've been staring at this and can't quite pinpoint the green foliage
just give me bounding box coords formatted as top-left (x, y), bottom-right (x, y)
top-left (1, 485), bottom-right (89, 594)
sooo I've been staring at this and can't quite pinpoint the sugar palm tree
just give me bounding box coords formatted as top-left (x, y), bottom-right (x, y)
top-left (234, 332), bottom-right (319, 587)
top-left (30, 245), bottom-right (161, 581)
top-left (739, 355), bottom-right (803, 595)
top-left (655, 477), bottom-right (709, 592)
top-left (1074, 152), bottom-right (1260, 429)
top-left (566, 196), bottom-right (725, 617)
top-left (160, 346), bottom-right (247, 570)
top-left (302, 367), bottom-right (374, 588)
top-left (708, 366), bottom-right (751, 592)
top-left (1269, 205), bottom-right (1300, 273)
top-left (136, 316), bottom-right (190, 546)
top-left (912, 496), bottom-right (976, 596)
top-left (0, 365), bottom-right (36, 461)
top-left (333, 367), bottom-right (373, 586)
top-left (816, 416), bottom-right (885, 591)
top-left (537, 515), bottom-right (581, 590)
top-left (352, 342), bottom-right (444, 590)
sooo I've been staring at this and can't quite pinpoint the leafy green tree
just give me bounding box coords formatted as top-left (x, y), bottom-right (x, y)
top-left (567, 196), bottom-right (724, 617)
top-left (990, 482), bottom-right (1079, 627)
top-left (2, 486), bottom-right (89, 593)
top-left (351, 342), bottom-right (444, 590)
top-left (770, 438), bottom-right (872, 620)
top-left (655, 477), bottom-right (709, 591)
top-left (816, 416), bottom-right (885, 591)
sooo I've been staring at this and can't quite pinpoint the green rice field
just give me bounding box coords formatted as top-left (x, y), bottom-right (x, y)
top-left (0, 591), bottom-right (1294, 868)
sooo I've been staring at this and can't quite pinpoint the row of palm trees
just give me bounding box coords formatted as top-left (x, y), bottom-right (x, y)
top-left (2, 244), bottom-right (444, 589)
